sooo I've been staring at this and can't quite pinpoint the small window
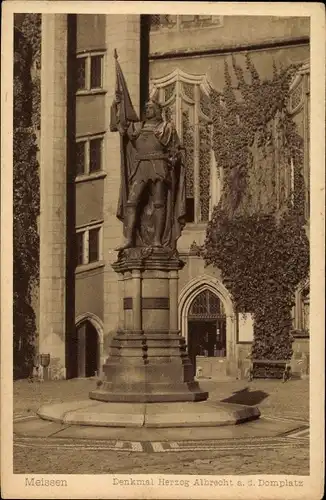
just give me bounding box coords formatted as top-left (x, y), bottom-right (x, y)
top-left (76, 224), bottom-right (102, 268)
top-left (76, 232), bottom-right (84, 266)
top-left (76, 141), bottom-right (86, 176)
top-left (89, 138), bottom-right (102, 173)
top-left (76, 57), bottom-right (86, 91)
top-left (88, 228), bottom-right (100, 263)
top-left (90, 55), bottom-right (103, 89)
top-left (76, 52), bottom-right (105, 93)
top-left (75, 136), bottom-right (104, 177)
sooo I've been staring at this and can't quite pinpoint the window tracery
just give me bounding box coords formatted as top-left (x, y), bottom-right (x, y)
top-left (150, 69), bottom-right (220, 224)
top-left (189, 289), bottom-right (225, 318)
top-left (199, 119), bottom-right (211, 221)
top-left (150, 15), bottom-right (177, 30)
top-left (164, 82), bottom-right (176, 102)
top-left (200, 90), bottom-right (211, 118)
top-left (289, 82), bottom-right (303, 112)
top-left (293, 279), bottom-right (310, 336)
top-left (150, 15), bottom-right (223, 31)
top-left (163, 105), bottom-right (173, 123)
top-left (182, 108), bottom-right (194, 198)
top-left (289, 62), bottom-right (310, 222)
top-left (301, 286), bottom-right (309, 333)
top-left (182, 82), bottom-right (194, 101)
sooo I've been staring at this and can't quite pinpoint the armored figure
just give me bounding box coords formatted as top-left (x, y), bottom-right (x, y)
top-left (110, 51), bottom-right (186, 251)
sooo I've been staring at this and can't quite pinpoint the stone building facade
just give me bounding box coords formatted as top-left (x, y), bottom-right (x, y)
top-left (34, 14), bottom-right (310, 380)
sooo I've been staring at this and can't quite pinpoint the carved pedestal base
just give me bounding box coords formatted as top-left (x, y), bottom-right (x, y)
top-left (90, 247), bottom-right (208, 403)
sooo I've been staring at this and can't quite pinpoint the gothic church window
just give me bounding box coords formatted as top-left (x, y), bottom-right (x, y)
top-left (301, 286), bottom-right (310, 334)
top-left (293, 280), bottom-right (310, 336)
top-left (149, 15), bottom-right (223, 30)
top-left (288, 61), bottom-right (310, 222)
top-left (189, 290), bottom-right (223, 318)
top-left (149, 15), bottom-right (177, 30)
top-left (150, 70), bottom-right (219, 224)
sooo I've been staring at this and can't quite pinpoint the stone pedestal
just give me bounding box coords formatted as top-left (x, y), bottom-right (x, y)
top-left (90, 247), bottom-right (208, 402)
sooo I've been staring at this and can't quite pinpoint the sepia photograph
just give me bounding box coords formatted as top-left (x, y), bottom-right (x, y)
top-left (1, 2), bottom-right (324, 499)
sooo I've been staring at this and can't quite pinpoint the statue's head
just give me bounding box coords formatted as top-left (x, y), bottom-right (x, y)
top-left (144, 99), bottom-right (162, 120)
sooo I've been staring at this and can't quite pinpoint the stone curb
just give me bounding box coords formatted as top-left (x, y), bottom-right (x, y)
top-left (37, 400), bottom-right (260, 428)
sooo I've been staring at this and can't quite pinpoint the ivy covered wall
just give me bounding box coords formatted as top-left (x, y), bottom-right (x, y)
top-left (210, 55), bottom-right (306, 219)
top-left (149, 14), bottom-right (310, 371)
top-left (200, 55), bottom-right (309, 365)
top-left (13, 14), bottom-right (41, 379)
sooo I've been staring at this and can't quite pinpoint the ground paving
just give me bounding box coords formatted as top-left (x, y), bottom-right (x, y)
top-left (13, 377), bottom-right (309, 475)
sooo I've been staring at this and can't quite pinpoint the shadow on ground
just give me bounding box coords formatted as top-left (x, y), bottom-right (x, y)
top-left (220, 387), bottom-right (269, 406)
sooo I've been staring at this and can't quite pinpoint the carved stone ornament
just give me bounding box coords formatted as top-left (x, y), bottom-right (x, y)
top-left (112, 246), bottom-right (184, 273)
top-left (189, 240), bottom-right (200, 255)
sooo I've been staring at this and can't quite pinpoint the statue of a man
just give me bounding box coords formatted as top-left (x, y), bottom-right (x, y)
top-left (110, 53), bottom-right (186, 252)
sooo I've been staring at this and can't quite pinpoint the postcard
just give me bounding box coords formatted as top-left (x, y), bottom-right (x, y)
top-left (1, 1), bottom-right (325, 499)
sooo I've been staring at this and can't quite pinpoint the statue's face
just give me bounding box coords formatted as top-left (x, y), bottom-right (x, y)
top-left (144, 102), bottom-right (156, 119)
top-left (144, 101), bottom-right (161, 119)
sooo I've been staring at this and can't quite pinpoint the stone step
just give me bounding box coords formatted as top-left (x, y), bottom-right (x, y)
top-left (108, 348), bottom-right (188, 357)
top-left (90, 381), bottom-right (208, 403)
top-left (105, 354), bottom-right (191, 363)
top-left (113, 332), bottom-right (187, 342)
top-left (111, 337), bottom-right (186, 347)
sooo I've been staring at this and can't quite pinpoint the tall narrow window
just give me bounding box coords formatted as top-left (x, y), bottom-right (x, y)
top-left (76, 232), bottom-right (84, 266)
top-left (199, 119), bottom-right (212, 222)
top-left (301, 286), bottom-right (310, 333)
top-left (76, 57), bottom-right (86, 91)
top-left (90, 55), bottom-right (103, 89)
top-left (76, 141), bottom-right (86, 176)
top-left (88, 228), bottom-right (100, 263)
top-left (288, 62), bottom-right (310, 221)
top-left (182, 107), bottom-right (195, 222)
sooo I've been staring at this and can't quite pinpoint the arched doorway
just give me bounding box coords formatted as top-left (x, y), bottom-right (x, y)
top-left (187, 289), bottom-right (226, 376)
top-left (179, 275), bottom-right (237, 378)
top-left (76, 321), bottom-right (99, 378)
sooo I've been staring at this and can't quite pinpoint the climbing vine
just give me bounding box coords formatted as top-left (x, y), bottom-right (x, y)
top-left (200, 55), bottom-right (309, 363)
top-left (13, 14), bottom-right (41, 379)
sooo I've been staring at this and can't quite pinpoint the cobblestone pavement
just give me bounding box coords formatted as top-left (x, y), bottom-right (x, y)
top-left (13, 437), bottom-right (309, 475)
top-left (14, 377), bottom-right (309, 418)
top-left (13, 377), bottom-right (309, 475)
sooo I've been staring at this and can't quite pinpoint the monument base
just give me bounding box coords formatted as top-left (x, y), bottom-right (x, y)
top-left (90, 247), bottom-right (209, 403)
top-left (37, 399), bottom-right (260, 427)
top-left (89, 330), bottom-right (208, 403)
